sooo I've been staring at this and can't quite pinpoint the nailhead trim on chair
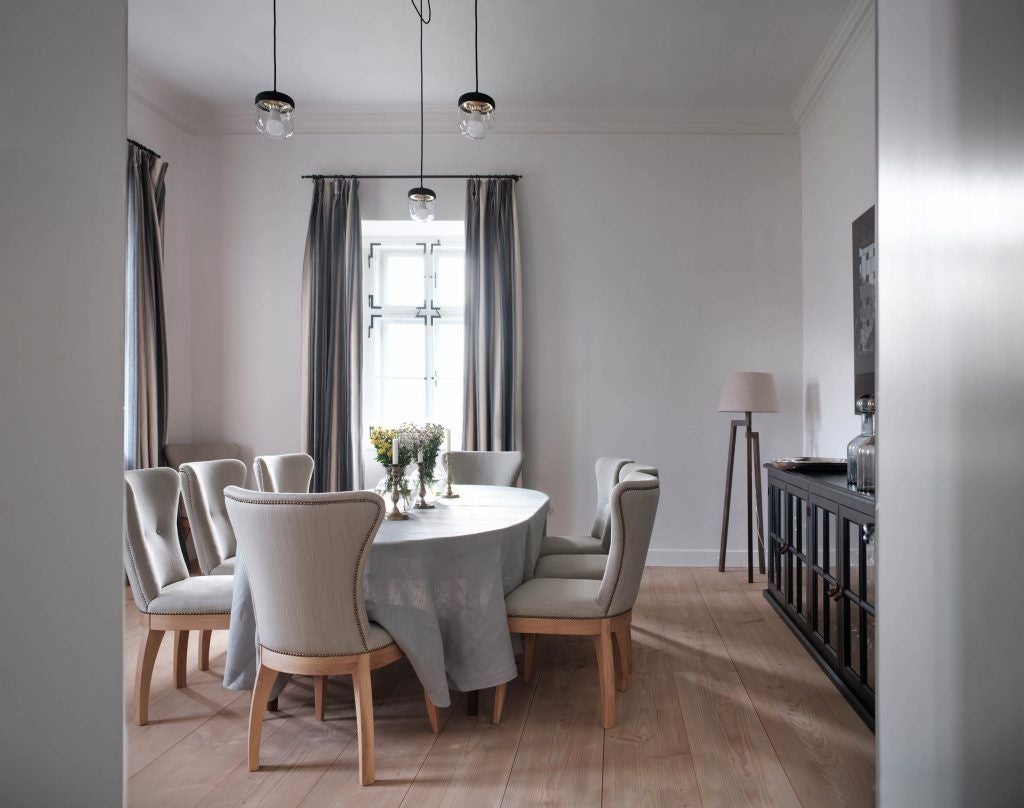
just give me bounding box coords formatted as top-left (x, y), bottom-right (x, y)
top-left (123, 523), bottom-right (151, 611)
top-left (260, 640), bottom-right (398, 658)
top-left (224, 492), bottom-right (385, 653)
top-left (603, 478), bottom-right (659, 616)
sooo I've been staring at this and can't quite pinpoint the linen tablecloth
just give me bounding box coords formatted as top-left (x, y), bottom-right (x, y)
top-left (224, 485), bottom-right (549, 707)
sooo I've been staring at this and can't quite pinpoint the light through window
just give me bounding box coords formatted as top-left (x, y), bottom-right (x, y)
top-left (363, 223), bottom-right (465, 458)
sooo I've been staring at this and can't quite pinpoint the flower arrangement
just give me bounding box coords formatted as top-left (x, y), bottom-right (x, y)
top-left (403, 422), bottom-right (447, 484)
top-left (369, 423), bottom-right (449, 497)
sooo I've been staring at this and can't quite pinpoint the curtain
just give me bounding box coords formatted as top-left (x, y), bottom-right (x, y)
top-left (124, 144), bottom-right (168, 470)
top-left (301, 177), bottom-right (363, 492)
top-left (463, 178), bottom-right (523, 451)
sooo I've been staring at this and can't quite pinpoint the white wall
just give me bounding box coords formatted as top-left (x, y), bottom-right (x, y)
top-left (128, 98), bottom-right (195, 444)
top-left (0, 2), bottom-right (126, 803)
top-left (800, 22), bottom-right (877, 456)
top-left (878, 0), bottom-right (1024, 804)
top-left (186, 131), bottom-right (804, 563)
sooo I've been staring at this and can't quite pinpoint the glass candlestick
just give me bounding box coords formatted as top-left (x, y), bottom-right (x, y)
top-left (414, 461), bottom-right (435, 509)
top-left (441, 451), bottom-right (460, 499)
top-left (386, 463), bottom-right (410, 520)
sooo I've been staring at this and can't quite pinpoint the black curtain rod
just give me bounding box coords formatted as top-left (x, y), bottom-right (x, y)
top-left (301, 173), bottom-right (521, 181)
top-left (127, 138), bottom-right (161, 159)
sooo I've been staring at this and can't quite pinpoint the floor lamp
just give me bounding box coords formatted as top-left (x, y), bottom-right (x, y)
top-left (718, 371), bottom-right (779, 582)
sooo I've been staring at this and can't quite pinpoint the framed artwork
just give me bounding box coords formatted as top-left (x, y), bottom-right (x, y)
top-left (852, 206), bottom-right (876, 404)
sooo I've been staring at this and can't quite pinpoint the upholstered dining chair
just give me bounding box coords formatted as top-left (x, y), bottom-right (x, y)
top-left (223, 487), bottom-right (441, 785)
top-left (495, 471), bottom-right (660, 729)
top-left (534, 463), bottom-right (660, 580)
top-left (124, 468), bottom-right (232, 726)
top-left (253, 452), bottom-right (314, 494)
top-left (538, 456), bottom-right (632, 557)
top-left (179, 458), bottom-right (247, 576)
top-left (164, 442), bottom-right (242, 563)
top-left (446, 450), bottom-right (524, 487)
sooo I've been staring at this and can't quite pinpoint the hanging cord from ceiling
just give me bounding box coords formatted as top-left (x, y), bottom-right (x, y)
top-left (409, 0), bottom-right (432, 24)
top-left (272, 0), bottom-right (278, 90)
top-left (412, 0), bottom-right (432, 186)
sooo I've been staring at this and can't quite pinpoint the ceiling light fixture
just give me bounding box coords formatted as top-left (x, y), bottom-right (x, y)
top-left (409, 0), bottom-right (436, 222)
top-left (457, 0), bottom-right (495, 140)
top-left (254, 0), bottom-right (295, 139)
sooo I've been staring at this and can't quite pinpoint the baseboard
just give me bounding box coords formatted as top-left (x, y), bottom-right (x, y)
top-left (645, 549), bottom-right (752, 567)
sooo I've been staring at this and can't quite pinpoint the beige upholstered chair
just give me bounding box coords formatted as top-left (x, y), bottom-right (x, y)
top-left (253, 452), bottom-right (314, 494)
top-left (538, 457), bottom-right (632, 557)
top-left (224, 487), bottom-right (441, 785)
top-left (179, 459), bottom-right (247, 576)
top-left (446, 450), bottom-right (524, 487)
top-left (124, 468), bottom-right (232, 726)
top-left (164, 443), bottom-right (242, 562)
top-left (535, 463), bottom-right (660, 580)
top-left (496, 471), bottom-right (660, 729)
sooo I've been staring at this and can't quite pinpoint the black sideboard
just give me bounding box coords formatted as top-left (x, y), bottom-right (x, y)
top-left (764, 465), bottom-right (876, 729)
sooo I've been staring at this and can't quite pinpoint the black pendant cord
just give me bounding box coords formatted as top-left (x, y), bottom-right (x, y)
top-left (419, 1), bottom-right (425, 187)
top-left (474, 0), bottom-right (479, 92)
top-left (272, 0), bottom-right (278, 91)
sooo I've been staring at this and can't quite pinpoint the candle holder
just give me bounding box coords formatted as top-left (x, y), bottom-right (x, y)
top-left (441, 451), bottom-right (460, 499)
top-left (386, 463), bottom-right (410, 520)
top-left (414, 461), bottom-right (436, 509)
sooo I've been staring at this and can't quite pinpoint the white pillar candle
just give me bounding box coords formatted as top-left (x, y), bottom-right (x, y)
top-left (392, 437), bottom-right (399, 465)
top-left (418, 446), bottom-right (424, 463)
top-left (446, 428), bottom-right (451, 454)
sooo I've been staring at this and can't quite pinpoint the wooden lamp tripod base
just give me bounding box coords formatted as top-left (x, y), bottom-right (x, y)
top-left (718, 411), bottom-right (766, 583)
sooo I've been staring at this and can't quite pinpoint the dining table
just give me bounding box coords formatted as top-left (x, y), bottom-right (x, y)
top-left (223, 484), bottom-right (550, 708)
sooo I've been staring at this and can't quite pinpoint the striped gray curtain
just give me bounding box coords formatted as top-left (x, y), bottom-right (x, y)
top-left (301, 177), bottom-right (363, 492)
top-left (124, 144), bottom-right (168, 470)
top-left (463, 178), bottom-right (523, 451)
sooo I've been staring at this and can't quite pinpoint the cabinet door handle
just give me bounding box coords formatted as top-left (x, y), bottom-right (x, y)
top-left (831, 584), bottom-right (844, 602)
top-left (778, 542), bottom-right (789, 554)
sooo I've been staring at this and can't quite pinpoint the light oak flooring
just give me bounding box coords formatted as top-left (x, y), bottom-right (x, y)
top-left (125, 567), bottom-right (875, 807)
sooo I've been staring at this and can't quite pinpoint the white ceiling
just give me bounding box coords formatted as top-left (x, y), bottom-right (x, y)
top-left (128, 0), bottom-right (856, 133)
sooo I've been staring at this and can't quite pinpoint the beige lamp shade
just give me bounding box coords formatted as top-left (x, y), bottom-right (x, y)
top-left (718, 371), bottom-right (779, 413)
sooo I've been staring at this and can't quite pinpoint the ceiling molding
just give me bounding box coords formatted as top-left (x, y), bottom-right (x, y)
top-left (791, 0), bottom-right (875, 129)
top-left (126, 65), bottom-right (798, 136)
top-left (127, 66), bottom-right (197, 134)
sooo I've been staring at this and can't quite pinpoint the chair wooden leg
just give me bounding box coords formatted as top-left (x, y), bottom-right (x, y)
top-left (352, 656), bottom-right (376, 786)
top-left (248, 663), bottom-right (278, 772)
top-left (199, 630), bottom-right (212, 671)
top-left (424, 689), bottom-right (441, 734)
top-left (594, 621), bottom-right (616, 729)
top-left (522, 634), bottom-right (537, 684)
top-left (492, 683), bottom-right (507, 725)
top-left (612, 629), bottom-right (630, 692)
top-left (133, 628), bottom-right (165, 726)
top-left (314, 676), bottom-right (328, 721)
top-left (466, 690), bottom-right (479, 716)
top-left (172, 630), bottom-right (189, 689)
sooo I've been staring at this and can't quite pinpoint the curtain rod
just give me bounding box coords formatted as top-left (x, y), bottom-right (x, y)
top-left (301, 173), bottom-right (521, 181)
top-left (127, 138), bottom-right (162, 159)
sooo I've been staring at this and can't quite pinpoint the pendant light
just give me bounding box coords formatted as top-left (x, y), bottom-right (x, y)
top-left (254, 0), bottom-right (295, 138)
top-left (409, 0), bottom-right (436, 221)
top-left (457, 0), bottom-right (495, 140)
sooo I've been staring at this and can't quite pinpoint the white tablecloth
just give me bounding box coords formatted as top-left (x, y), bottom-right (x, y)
top-left (224, 485), bottom-right (550, 707)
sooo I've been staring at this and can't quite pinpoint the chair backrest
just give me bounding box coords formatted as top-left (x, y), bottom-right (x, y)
top-left (591, 457), bottom-right (633, 547)
top-left (179, 459), bottom-right (247, 574)
top-left (124, 468), bottom-right (189, 613)
top-left (597, 471), bottom-right (661, 617)
top-left (223, 487), bottom-right (387, 657)
top-left (254, 453), bottom-right (314, 493)
top-left (447, 450), bottom-right (524, 487)
top-left (618, 462), bottom-right (659, 482)
top-left (164, 442), bottom-right (241, 470)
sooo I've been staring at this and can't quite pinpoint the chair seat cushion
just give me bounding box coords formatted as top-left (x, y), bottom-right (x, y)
top-left (505, 577), bottom-right (605, 619)
top-left (147, 575), bottom-right (234, 615)
top-left (210, 557), bottom-right (235, 576)
top-left (539, 534), bottom-right (604, 556)
top-left (533, 553), bottom-right (607, 580)
top-left (363, 622), bottom-right (396, 653)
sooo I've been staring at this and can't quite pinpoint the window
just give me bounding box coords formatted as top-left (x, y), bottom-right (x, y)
top-left (363, 222), bottom-right (466, 452)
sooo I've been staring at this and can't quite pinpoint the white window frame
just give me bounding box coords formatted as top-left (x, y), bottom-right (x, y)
top-left (362, 229), bottom-right (466, 452)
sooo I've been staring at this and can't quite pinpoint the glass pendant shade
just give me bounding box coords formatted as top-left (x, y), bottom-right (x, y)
top-left (408, 187), bottom-right (437, 222)
top-left (458, 92), bottom-right (495, 141)
top-left (255, 90), bottom-right (295, 139)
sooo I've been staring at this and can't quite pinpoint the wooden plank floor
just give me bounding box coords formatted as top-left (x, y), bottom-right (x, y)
top-left (125, 568), bottom-right (875, 807)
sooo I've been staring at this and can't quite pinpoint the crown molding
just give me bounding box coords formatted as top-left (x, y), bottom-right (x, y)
top-left (127, 66), bottom-right (198, 134)
top-left (126, 65), bottom-right (798, 136)
top-left (791, 0), bottom-right (876, 129)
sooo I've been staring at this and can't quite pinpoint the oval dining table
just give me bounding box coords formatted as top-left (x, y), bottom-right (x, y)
top-left (223, 484), bottom-right (550, 709)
